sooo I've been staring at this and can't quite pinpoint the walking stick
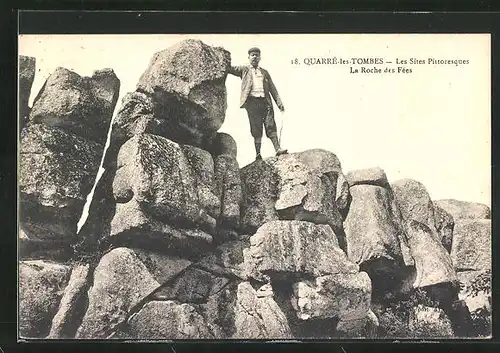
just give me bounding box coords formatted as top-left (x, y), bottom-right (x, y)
top-left (278, 111), bottom-right (285, 147)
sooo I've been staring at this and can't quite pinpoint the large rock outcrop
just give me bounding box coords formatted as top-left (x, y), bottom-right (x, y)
top-left (18, 39), bottom-right (488, 341)
top-left (136, 39), bottom-right (231, 147)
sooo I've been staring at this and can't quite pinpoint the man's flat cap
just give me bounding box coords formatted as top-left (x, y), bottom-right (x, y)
top-left (248, 47), bottom-right (261, 54)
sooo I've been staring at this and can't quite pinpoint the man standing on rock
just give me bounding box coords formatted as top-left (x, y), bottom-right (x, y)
top-left (229, 47), bottom-right (288, 160)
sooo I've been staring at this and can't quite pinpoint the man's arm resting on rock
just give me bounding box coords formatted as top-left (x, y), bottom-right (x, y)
top-left (228, 65), bottom-right (244, 77)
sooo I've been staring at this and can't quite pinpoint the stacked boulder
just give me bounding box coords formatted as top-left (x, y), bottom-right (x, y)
top-left (72, 39), bottom-right (249, 339)
top-left (240, 151), bottom-right (375, 338)
top-left (19, 65), bottom-right (120, 338)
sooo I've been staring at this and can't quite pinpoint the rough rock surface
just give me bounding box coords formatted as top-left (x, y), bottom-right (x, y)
top-left (343, 184), bottom-right (413, 298)
top-left (214, 154), bottom-right (243, 232)
top-left (392, 179), bottom-right (438, 236)
top-left (152, 266), bottom-right (230, 304)
top-left (19, 55), bottom-right (36, 130)
top-left (195, 239), bottom-right (249, 281)
top-left (109, 134), bottom-right (218, 254)
top-left (125, 301), bottom-right (214, 339)
top-left (29, 67), bottom-right (120, 144)
top-left (136, 39), bottom-right (231, 147)
top-left (19, 261), bottom-right (71, 338)
top-left (408, 305), bottom-right (454, 338)
top-left (344, 184), bottom-right (412, 266)
top-left (240, 150), bottom-right (346, 233)
top-left (233, 282), bottom-right (292, 339)
top-left (243, 220), bottom-right (358, 281)
top-left (240, 159), bottom-right (280, 233)
top-left (20, 124), bottom-right (102, 246)
top-left (434, 205), bottom-right (455, 253)
top-left (76, 248), bottom-right (191, 338)
top-left (451, 219), bottom-right (491, 271)
top-left (108, 91), bottom-right (165, 160)
top-left (291, 272), bottom-right (372, 321)
top-left (210, 132), bottom-right (238, 158)
top-left (346, 167), bottom-right (389, 188)
top-left (181, 144), bottom-right (221, 220)
top-left (434, 199), bottom-right (491, 220)
top-left (405, 220), bottom-right (458, 289)
top-left (48, 264), bottom-right (91, 338)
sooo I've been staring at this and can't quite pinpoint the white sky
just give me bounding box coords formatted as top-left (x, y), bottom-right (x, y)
top-left (19, 34), bottom-right (491, 207)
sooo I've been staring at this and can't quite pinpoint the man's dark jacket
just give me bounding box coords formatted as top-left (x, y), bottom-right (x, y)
top-left (229, 65), bottom-right (284, 109)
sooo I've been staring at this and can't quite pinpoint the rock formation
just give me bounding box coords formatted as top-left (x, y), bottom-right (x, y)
top-left (20, 67), bottom-right (120, 262)
top-left (18, 39), bottom-right (491, 340)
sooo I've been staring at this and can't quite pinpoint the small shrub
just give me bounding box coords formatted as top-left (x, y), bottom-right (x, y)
top-left (375, 288), bottom-right (444, 338)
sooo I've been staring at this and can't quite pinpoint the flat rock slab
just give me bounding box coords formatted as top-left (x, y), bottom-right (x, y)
top-left (19, 260), bottom-right (71, 338)
top-left (29, 67), bottom-right (120, 145)
top-left (243, 220), bottom-right (358, 281)
top-left (346, 167), bottom-right (389, 188)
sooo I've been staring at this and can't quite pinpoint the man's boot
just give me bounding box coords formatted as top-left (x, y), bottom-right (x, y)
top-left (254, 138), bottom-right (262, 160)
top-left (270, 135), bottom-right (288, 156)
